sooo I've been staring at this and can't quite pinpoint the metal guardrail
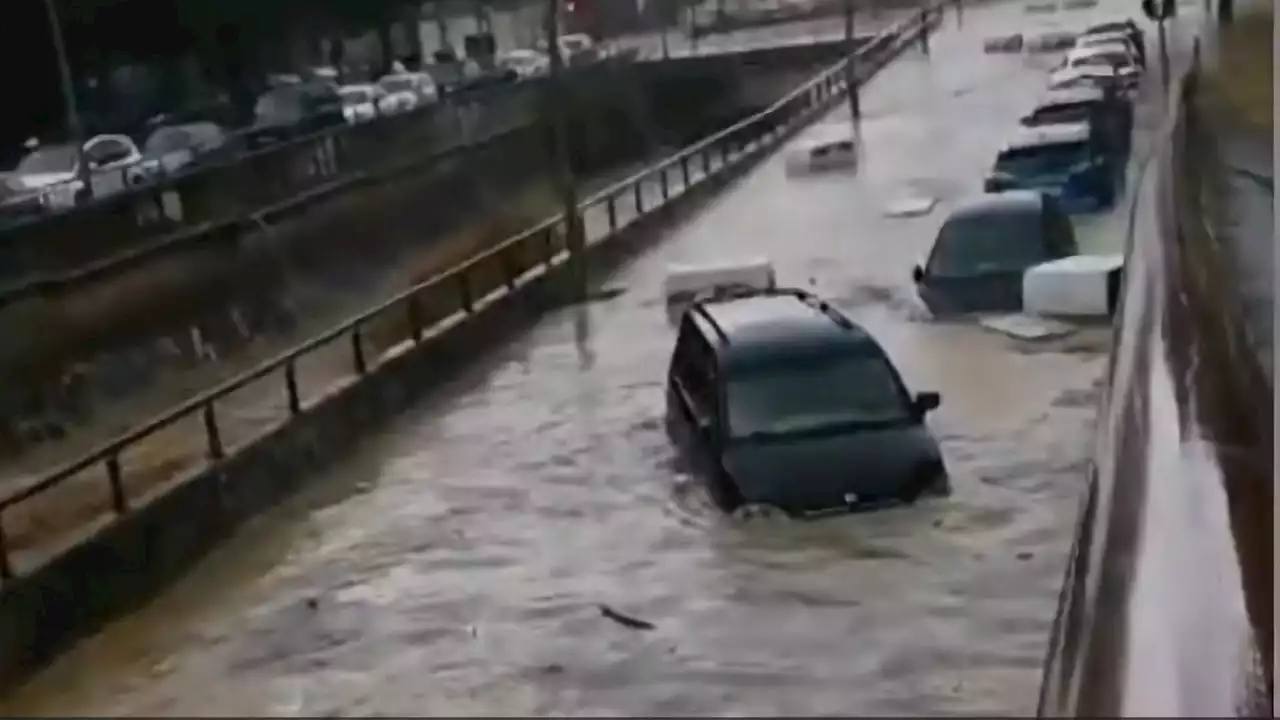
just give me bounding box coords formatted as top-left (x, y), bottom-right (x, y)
top-left (0, 5), bottom-right (942, 583)
top-left (1036, 65), bottom-right (1272, 718)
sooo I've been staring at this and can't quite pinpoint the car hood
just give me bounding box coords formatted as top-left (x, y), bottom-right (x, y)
top-left (10, 171), bottom-right (75, 190)
top-left (723, 424), bottom-right (938, 508)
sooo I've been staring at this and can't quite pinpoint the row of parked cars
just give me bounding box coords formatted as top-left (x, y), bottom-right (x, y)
top-left (0, 34), bottom-right (606, 222)
top-left (649, 19), bottom-right (1147, 518)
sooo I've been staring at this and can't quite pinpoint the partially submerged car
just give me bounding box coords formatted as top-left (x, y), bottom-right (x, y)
top-left (1048, 64), bottom-right (1138, 96)
top-left (1025, 30), bottom-right (1078, 53)
top-left (1020, 86), bottom-right (1133, 156)
top-left (665, 287), bottom-right (948, 515)
top-left (984, 32), bottom-right (1025, 53)
top-left (1059, 45), bottom-right (1142, 87)
top-left (912, 191), bottom-right (1078, 315)
top-left (1074, 31), bottom-right (1146, 68)
top-left (985, 122), bottom-right (1122, 210)
top-left (785, 125), bottom-right (857, 176)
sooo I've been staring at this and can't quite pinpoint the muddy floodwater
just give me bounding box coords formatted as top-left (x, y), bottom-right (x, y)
top-left (2, 2), bottom-right (1169, 716)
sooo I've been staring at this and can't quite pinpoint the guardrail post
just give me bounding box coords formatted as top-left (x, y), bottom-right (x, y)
top-left (680, 156), bottom-right (691, 189)
top-left (633, 180), bottom-right (644, 214)
top-left (607, 195), bottom-right (617, 233)
top-left (202, 403), bottom-right (224, 461)
top-left (458, 271), bottom-right (473, 313)
top-left (501, 249), bottom-right (517, 291)
top-left (407, 293), bottom-right (424, 343)
top-left (0, 523), bottom-right (11, 581)
top-left (285, 361), bottom-right (301, 414)
top-left (542, 225), bottom-right (556, 263)
top-left (659, 167), bottom-right (669, 201)
top-left (919, 10), bottom-right (931, 55)
top-left (702, 148), bottom-right (711, 176)
top-left (351, 326), bottom-right (368, 375)
top-left (106, 454), bottom-right (127, 514)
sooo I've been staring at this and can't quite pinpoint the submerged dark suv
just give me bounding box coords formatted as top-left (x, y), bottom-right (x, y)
top-left (664, 288), bottom-right (948, 515)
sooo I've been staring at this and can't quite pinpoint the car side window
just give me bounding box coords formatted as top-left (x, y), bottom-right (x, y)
top-left (1043, 203), bottom-right (1078, 257)
top-left (671, 317), bottom-right (717, 419)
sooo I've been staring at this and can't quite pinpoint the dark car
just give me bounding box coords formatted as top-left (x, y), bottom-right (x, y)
top-left (1020, 86), bottom-right (1133, 158)
top-left (665, 287), bottom-right (948, 515)
top-left (913, 191), bottom-right (1078, 315)
top-left (243, 81), bottom-right (345, 149)
top-left (1082, 19), bottom-right (1146, 66)
top-left (984, 122), bottom-right (1123, 211)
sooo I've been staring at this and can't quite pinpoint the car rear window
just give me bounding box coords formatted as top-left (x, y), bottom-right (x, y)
top-left (726, 351), bottom-right (911, 439)
top-left (927, 208), bottom-right (1054, 276)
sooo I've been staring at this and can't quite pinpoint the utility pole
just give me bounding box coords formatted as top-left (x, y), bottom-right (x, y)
top-left (842, 0), bottom-right (861, 125)
top-left (545, 0), bottom-right (586, 300)
top-left (42, 0), bottom-right (91, 201)
top-left (1142, 0), bottom-right (1174, 94)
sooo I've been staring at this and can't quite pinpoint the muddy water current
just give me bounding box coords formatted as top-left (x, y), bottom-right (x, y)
top-left (1, 2), bottom-right (1170, 715)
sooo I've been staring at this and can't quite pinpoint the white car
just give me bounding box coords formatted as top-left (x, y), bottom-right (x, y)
top-left (4, 134), bottom-right (146, 212)
top-left (141, 122), bottom-right (231, 176)
top-left (1060, 45), bottom-right (1142, 79)
top-left (663, 257), bottom-right (777, 321)
top-left (338, 84), bottom-right (387, 124)
top-left (785, 126), bottom-right (857, 176)
top-left (1048, 64), bottom-right (1139, 95)
top-left (377, 73), bottom-right (438, 114)
top-left (1074, 32), bottom-right (1146, 67)
top-left (497, 49), bottom-right (550, 79)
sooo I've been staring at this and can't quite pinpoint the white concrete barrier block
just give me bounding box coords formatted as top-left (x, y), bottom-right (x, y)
top-left (1022, 254), bottom-right (1125, 318)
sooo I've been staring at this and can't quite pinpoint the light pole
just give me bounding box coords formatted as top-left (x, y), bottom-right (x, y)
top-left (544, 0), bottom-right (586, 300)
top-left (842, 0), bottom-right (860, 126)
top-left (42, 0), bottom-right (91, 200)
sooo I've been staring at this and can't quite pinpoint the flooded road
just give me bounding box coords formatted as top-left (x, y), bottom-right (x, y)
top-left (2, 3), bottom-right (1175, 716)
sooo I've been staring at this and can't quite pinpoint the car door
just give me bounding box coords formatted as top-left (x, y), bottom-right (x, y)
top-left (665, 318), bottom-right (717, 453)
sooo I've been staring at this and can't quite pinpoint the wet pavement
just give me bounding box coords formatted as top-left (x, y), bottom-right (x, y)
top-left (1, 3), bottom-right (1180, 716)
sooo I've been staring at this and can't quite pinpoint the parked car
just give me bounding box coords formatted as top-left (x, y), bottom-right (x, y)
top-left (1021, 86), bottom-right (1133, 157)
top-left (1074, 31), bottom-right (1146, 68)
top-left (665, 287), bottom-right (948, 515)
top-left (338, 84), bottom-right (388, 124)
top-left (1059, 45), bottom-right (1142, 86)
top-left (1081, 19), bottom-right (1145, 63)
top-left (985, 121), bottom-right (1123, 210)
top-left (140, 121), bottom-right (236, 177)
top-left (1048, 64), bottom-right (1139, 96)
top-left (1, 134), bottom-right (147, 214)
top-left (377, 72), bottom-right (438, 113)
top-left (912, 191), bottom-right (1078, 315)
top-left (497, 49), bottom-right (550, 79)
top-left (244, 81), bottom-right (346, 148)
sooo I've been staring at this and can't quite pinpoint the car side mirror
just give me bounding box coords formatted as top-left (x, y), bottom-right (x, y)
top-left (911, 265), bottom-right (925, 284)
top-left (914, 391), bottom-right (941, 415)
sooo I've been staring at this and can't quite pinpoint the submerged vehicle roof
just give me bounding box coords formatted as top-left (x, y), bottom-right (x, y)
top-left (942, 191), bottom-right (1045, 223)
top-left (1002, 122), bottom-right (1092, 152)
top-left (1036, 86), bottom-right (1106, 108)
top-left (692, 291), bottom-right (878, 369)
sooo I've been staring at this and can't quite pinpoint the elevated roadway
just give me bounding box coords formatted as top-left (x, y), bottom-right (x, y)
top-left (0, 2), bottom-right (1188, 715)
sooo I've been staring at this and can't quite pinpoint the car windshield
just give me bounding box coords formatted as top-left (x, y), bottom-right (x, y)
top-left (996, 141), bottom-right (1089, 176)
top-left (15, 145), bottom-right (79, 175)
top-left (380, 76), bottom-right (416, 93)
top-left (1024, 103), bottom-right (1093, 126)
top-left (927, 209), bottom-right (1051, 276)
top-left (726, 352), bottom-right (911, 440)
top-left (1071, 50), bottom-right (1131, 68)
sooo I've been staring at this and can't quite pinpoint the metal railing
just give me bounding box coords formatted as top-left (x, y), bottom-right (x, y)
top-left (0, 5), bottom-right (941, 584)
top-left (1035, 64), bottom-right (1273, 719)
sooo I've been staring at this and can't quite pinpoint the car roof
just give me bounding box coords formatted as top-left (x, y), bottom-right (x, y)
top-left (945, 191), bottom-right (1045, 222)
top-left (1078, 31), bottom-right (1134, 45)
top-left (1005, 121), bottom-right (1091, 151)
top-left (1085, 19), bottom-right (1137, 33)
top-left (1049, 64), bottom-right (1122, 85)
top-left (1035, 86), bottom-right (1105, 108)
top-left (693, 292), bottom-right (878, 368)
top-left (1067, 45), bottom-right (1133, 62)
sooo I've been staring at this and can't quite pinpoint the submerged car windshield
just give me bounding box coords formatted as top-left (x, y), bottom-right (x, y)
top-left (995, 141), bottom-right (1089, 176)
top-left (926, 210), bottom-right (1051, 276)
top-left (726, 352), bottom-right (910, 440)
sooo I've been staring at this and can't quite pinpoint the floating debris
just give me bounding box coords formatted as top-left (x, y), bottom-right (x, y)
top-left (598, 604), bottom-right (656, 631)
